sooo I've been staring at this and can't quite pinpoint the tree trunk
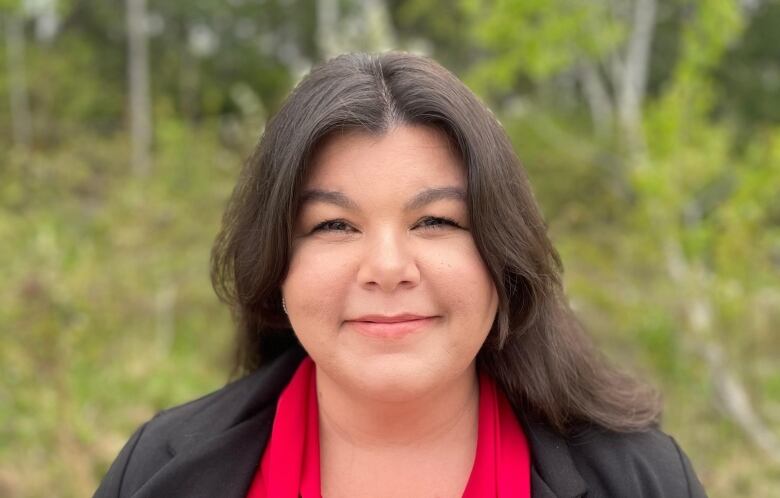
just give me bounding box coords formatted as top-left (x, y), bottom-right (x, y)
top-left (316, 0), bottom-right (340, 59)
top-left (360, 0), bottom-right (396, 51)
top-left (126, 0), bottom-right (152, 176)
top-left (316, 0), bottom-right (396, 59)
top-left (664, 240), bottom-right (780, 465)
top-left (616, 0), bottom-right (657, 151)
top-left (579, 62), bottom-right (614, 137)
top-left (5, 11), bottom-right (32, 151)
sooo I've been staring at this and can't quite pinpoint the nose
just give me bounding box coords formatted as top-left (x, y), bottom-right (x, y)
top-left (356, 228), bottom-right (421, 293)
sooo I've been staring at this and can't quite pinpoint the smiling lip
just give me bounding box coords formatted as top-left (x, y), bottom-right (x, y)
top-left (346, 314), bottom-right (436, 339)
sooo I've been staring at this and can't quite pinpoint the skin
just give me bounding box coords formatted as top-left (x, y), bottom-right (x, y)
top-left (281, 124), bottom-right (499, 497)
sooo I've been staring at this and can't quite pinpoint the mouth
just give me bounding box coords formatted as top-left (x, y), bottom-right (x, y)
top-left (346, 316), bottom-right (437, 339)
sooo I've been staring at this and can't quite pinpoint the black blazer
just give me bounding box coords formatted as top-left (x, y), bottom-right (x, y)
top-left (94, 345), bottom-right (707, 497)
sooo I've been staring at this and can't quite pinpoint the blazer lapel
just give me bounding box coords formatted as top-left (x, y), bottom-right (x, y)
top-left (530, 467), bottom-right (562, 498)
top-left (131, 346), bottom-right (307, 498)
top-left (132, 409), bottom-right (275, 498)
top-left (518, 411), bottom-right (589, 498)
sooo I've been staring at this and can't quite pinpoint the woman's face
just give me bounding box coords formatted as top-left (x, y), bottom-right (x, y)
top-left (282, 125), bottom-right (498, 401)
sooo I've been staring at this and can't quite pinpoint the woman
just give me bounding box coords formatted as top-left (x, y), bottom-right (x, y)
top-left (94, 52), bottom-right (707, 497)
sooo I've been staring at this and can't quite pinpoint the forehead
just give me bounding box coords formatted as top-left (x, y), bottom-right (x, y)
top-left (303, 125), bottom-right (466, 190)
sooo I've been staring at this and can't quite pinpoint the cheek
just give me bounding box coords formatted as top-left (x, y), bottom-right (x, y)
top-left (427, 240), bottom-right (497, 313)
top-left (283, 245), bottom-right (353, 322)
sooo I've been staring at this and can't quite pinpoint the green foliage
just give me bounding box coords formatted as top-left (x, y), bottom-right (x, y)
top-left (0, 125), bottom-right (239, 496)
top-left (714, 1), bottom-right (780, 129)
top-left (460, 0), bottom-right (623, 96)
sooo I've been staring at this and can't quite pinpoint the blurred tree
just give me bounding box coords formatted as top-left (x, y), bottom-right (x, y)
top-left (126, 0), bottom-right (152, 175)
top-left (317, 0), bottom-right (396, 59)
top-left (1, 0), bottom-right (32, 150)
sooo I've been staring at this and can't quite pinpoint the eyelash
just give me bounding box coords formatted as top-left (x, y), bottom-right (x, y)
top-left (312, 216), bottom-right (461, 234)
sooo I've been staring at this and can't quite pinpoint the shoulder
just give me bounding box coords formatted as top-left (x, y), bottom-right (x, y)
top-left (520, 410), bottom-right (708, 497)
top-left (124, 348), bottom-right (297, 455)
top-left (565, 424), bottom-right (707, 497)
top-left (93, 346), bottom-right (305, 497)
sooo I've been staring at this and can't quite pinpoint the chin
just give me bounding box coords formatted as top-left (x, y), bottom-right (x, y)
top-left (345, 357), bottom-right (454, 403)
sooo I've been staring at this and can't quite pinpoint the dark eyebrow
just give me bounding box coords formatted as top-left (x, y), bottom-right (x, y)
top-left (299, 189), bottom-right (360, 211)
top-left (299, 186), bottom-right (467, 212)
top-left (404, 186), bottom-right (467, 211)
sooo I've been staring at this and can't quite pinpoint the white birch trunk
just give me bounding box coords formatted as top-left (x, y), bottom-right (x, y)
top-left (616, 0), bottom-right (657, 150)
top-left (664, 241), bottom-right (780, 464)
top-left (579, 62), bottom-right (614, 137)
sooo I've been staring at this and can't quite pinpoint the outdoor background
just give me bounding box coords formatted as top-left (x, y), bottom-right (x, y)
top-left (1, 0), bottom-right (779, 496)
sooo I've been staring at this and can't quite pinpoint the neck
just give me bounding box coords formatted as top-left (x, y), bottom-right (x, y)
top-left (315, 363), bottom-right (480, 450)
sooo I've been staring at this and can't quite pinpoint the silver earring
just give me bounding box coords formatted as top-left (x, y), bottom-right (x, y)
top-left (282, 297), bottom-right (288, 314)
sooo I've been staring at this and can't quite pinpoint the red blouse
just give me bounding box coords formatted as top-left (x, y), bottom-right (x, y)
top-left (246, 356), bottom-right (531, 497)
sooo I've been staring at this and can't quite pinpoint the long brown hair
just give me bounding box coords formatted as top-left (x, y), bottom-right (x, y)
top-left (210, 51), bottom-right (662, 436)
